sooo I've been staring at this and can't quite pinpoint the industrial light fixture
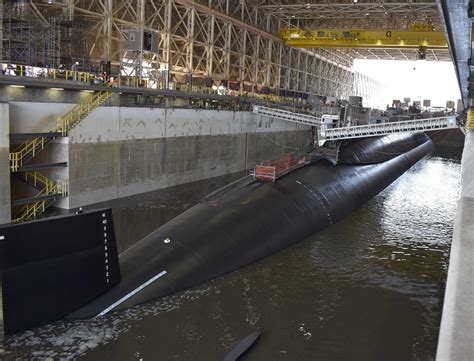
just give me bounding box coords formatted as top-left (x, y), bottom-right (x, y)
top-left (83, 90), bottom-right (94, 93)
top-left (50, 87), bottom-right (64, 91)
top-left (9, 85), bottom-right (25, 88)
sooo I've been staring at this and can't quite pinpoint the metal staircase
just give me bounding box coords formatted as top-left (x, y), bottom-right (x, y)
top-left (10, 89), bottom-right (113, 223)
top-left (9, 90), bottom-right (112, 172)
top-left (12, 172), bottom-right (69, 223)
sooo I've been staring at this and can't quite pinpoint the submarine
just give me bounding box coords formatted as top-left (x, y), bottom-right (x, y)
top-left (0, 131), bottom-right (433, 334)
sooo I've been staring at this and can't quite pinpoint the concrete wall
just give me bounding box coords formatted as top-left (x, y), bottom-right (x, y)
top-left (0, 103), bottom-right (10, 224)
top-left (7, 102), bottom-right (312, 209)
top-left (66, 107), bottom-right (311, 207)
top-left (436, 130), bottom-right (474, 361)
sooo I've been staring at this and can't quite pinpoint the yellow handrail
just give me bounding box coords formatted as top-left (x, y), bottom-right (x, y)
top-left (13, 174), bottom-right (69, 223)
top-left (467, 107), bottom-right (474, 129)
top-left (2, 63), bottom-right (309, 106)
top-left (9, 90), bottom-right (113, 172)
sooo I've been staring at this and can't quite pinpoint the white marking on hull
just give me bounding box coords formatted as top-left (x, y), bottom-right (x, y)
top-left (96, 270), bottom-right (168, 317)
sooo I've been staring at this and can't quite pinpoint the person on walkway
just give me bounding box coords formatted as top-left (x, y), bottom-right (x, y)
top-left (71, 61), bottom-right (79, 81)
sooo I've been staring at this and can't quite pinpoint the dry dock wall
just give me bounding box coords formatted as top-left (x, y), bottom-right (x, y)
top-left (8, 101), bottom-right (312, 209)
top-left (436, 130), bottom-right (474, 361)
top-left (0, 103), bottom-right (10, 224)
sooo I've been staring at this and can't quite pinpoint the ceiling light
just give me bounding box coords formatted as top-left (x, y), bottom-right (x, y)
top-left (365, 12), bottom-right (370, 16)
top-left (50, 87), bottom-right (64, 91)
top-left (9, 85), bottom-right (25, 88)
top-left (83, 90), bottom-right (94, 93)
top-left (353, 0), bottom-right (358, 3)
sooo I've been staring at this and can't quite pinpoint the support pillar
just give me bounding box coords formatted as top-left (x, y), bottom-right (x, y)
top-left (0, 103), bottom-right (11, 224)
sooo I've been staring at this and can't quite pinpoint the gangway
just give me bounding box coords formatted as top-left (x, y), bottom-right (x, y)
top-left (253, 105), bottom-right (321, 127)
top-left (318, 115), bottom-right (458, 142)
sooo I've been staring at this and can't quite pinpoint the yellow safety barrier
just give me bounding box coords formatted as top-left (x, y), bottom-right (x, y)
top-left (467, 107), bottom-right (474, 129)
top-left (2, 63), bottom-right (308, 107)
top-left (1, 63), bottom-right (96, 83)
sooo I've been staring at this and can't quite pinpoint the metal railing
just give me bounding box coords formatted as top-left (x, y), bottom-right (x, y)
top-left (13, 174), bottom-right (68, 223)
top-left (319, 115), bottom-right (458, 141)
top-left (251, 152), bottom-right (307, 182)
top-left (9, 89), bottom-right (113, 172)
top-left (56, 90), bottom-right (112, 135)
top-left (253, 105), bottom-right (321, 126)
top-left (2, 63), bottom-right (308, 105)
top-left (2, 63), bottom-right (94, 83)
top-left (9, 137), bottom-right (45, 172)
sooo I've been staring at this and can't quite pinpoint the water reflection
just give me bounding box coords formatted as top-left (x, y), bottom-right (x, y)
top-left (1, 154), bottom-right (460, 361)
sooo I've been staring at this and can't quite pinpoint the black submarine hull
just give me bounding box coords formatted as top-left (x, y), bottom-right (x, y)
top-left (69, 132), bottom-right (434, 318)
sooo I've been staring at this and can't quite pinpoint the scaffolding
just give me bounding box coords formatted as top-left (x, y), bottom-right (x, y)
top-left (1, 1), bottom-right (88, 68)
top-left (59, 17), bottom-right (90, 68)
top-left (2, 10), bottom-right (33, 64)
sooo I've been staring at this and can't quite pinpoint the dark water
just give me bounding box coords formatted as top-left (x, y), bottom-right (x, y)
top-left (1, 150), bottom-right (461, 361)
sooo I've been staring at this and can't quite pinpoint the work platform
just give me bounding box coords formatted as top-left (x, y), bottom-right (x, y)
top-left (0, 75), bottom-right (309, 110)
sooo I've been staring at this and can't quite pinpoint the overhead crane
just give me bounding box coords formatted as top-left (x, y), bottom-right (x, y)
top-left (280, 23), bottom-right (448, 53)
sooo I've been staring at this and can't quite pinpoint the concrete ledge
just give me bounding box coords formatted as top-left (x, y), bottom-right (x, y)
top-left (436, 196), bottom-right (474, 360)
top-left (0, 76), bottom-right (309, 108)
top-left (437, 131), bottom-right (474, 360)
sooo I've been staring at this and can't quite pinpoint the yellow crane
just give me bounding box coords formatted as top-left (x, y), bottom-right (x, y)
top-left (280, 23), bottom-right (448, 50)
